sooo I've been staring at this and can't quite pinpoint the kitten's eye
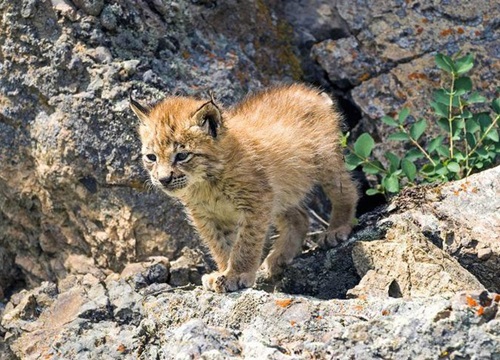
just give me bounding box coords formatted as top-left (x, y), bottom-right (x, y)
top-left (144, 153), bottom-right (157, 162)
top-left (175, 152), bottom-right (191, 163)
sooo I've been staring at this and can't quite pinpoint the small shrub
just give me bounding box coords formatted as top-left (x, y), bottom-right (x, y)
top-left (345, 52), bottom-right (500, 196)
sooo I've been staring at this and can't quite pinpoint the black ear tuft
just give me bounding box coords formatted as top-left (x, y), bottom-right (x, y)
top-left (195, 101), bottom-right (222, 138)
top-left (129, 91), bottom-right (151, 124)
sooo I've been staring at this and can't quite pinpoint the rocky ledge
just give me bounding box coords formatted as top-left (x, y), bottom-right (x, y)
top-left (2, 166), bottom-right (499, 359)
top-left (1, 281), bottom-right (499, 359)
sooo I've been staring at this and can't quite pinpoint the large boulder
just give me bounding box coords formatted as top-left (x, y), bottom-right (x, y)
top-left (1, 272), bottom-right (499, 359)
top-left (312, 0), bottom-right (499, 150)
top-left (0, 0), bottom-right (302, 298)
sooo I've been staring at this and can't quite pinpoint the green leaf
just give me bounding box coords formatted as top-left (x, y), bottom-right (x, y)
top-left (353, 133), bottom-right (375, 158)
top-left (366, 188), bottom-right (381, 196)
top-left (437, 118), bottom-right (450, 132)
top-left (456, 118), bottom-right (466, 129)
top-left (476, 148), bottom-right (488, 158)
top-left (398, 108), bottom-right (411, 123)
top-left (465, 118), bottom-right (480, 133)
top-left (428, 135), bottom-right (444, 153)
top-left (466, 132), bottom-right (477, 148)
top-left (421, 164), bottom-right (435, 175)
top-left (451, 119), bottom-right (465, 138)
top-left (460, 110), bottom-right (473, 119)
top-left (435, 164), bottom-right (449, 176)
top-left (381, 115), bottom-right (399, 126)
top-left (435, 53), bottom-right (455, 74)
top-left (431, 101), bottom-right (449, 118)
top-left (486, 128), bottom-right (499, 142)
top-left (410, 119), bottom-right (427, 141)
top-left (447, 162), bottom-right (460, 173)
top-left (433, 89), bottom-right (462, 107)
top-left (345, 153), bottom-right (363, 170)
top-left (388, 132), bottom-right (410, 141)
top-left (401, 159), bottom-right (417, 182)
top-left (455, 54), bottom-right (474, 75)
top-left (453, 149), bottom-right (465, 161)
top-left (493, 98), bottom-right (500, 114)
top-left (384, 152), bottom-right (400, 173)
top-left (454, 76), bottom-right (473, 95)
top-left (477, 113), bottom-right (492, 131)
top-left (340, 132), bottom-right (350, 147)
top-left (405, 148), bottom-right (425, 161)
top-left (382, 174), bottom-right (400, 193)
top-left (363, 161), bottom-right (383, 175)
top-left (433, 89), bottom-right (451, 105)
top-left (436, 145), bottom-right (450, 157)
top-left (468, 92), bottom-right (487, 104)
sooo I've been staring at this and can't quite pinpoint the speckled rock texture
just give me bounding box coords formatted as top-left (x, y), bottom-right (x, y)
top-left (1, 276), bottom-right (499, 359)
top-left (312, 0), bottom-right (499, 147)
top-left (2, 166), bottom-right (499, 359)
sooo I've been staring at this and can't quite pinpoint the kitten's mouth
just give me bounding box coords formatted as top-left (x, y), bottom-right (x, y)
top-left (162, 174), bottom-right (188, 192)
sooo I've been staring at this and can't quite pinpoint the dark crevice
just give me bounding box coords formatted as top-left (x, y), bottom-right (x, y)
top-left (388, 279), bottom-right (403, 298)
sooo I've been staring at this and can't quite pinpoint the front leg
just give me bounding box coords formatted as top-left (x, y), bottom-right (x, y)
top-left (203, 206), bottom-right (271, 293)
top-left (189, 213), bottom-right (233, 273)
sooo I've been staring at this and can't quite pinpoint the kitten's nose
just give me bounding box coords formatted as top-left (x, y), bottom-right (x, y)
top-left (159, 173), bottom-right (173, 187)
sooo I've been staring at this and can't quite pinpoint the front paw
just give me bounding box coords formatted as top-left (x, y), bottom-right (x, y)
top-left (318, 225), bottom-right (352, 248)
top-left (201, 271), bottom-right (256, 293)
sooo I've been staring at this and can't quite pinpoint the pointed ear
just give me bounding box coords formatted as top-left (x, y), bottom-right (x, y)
top-left (194, 101), bottom-right (222, 138)
top-left (129, 92), bottom-right (151, 124)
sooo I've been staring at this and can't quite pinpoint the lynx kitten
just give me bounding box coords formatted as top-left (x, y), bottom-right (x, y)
top-left (131, 84), bottom-right (358, 293)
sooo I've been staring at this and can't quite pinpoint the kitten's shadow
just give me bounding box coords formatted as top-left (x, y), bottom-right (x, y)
top-left (255, 242), bottom-right (361, 300)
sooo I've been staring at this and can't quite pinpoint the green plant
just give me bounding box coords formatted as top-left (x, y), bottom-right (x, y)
top-left (345, 52), bottom-right (500, 196)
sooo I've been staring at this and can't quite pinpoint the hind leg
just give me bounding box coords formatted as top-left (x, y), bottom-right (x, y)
top-left (320, 169), bottom-right (359, 247)
top-left (261, 206), bottom-right (309, 279)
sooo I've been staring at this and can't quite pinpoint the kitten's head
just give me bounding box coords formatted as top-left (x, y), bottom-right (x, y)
top-left (130, 94), bottom-right (224, 196)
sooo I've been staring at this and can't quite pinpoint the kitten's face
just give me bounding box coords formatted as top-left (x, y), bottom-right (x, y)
top-left (131, 96), bottom-right (223, 196)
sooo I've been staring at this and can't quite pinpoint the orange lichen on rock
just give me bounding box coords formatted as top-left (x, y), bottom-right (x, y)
top-left (440, 29), bottom-right (454, 37)
top-left (466, 295), bottom-right (478, 307)
top-left (275, 299), bottom-right (293, 308)
top-left (408, 72), bottom-right (428, 81)
top-left (359, 73), bottom-right (371, 82)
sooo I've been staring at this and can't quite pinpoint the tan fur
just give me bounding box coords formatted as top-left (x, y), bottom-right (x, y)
top-left (131, 84), bottom-right (359, 293)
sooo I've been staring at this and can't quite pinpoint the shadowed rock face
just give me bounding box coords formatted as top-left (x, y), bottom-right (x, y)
top-left (0, 0), bottom-right (304, 298)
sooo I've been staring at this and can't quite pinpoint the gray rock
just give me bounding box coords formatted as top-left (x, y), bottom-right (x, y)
top-left (3, 166), bottom-right (500, 358)
top-left (313, 0), bottom-right (499, 159)
top-left (72, 0), bottom-right (104, 16)
top-left (394, 166), bottom-right (500, 292)
top-left (169, 247), bottom-right (207, 287)
top-left (349, 219), bottom-right (484, 299)
top-left (2, 278), bottom-right (499, 359)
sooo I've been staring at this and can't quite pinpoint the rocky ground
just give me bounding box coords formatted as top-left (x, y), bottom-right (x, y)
top-left (1, 166), bottom-right (500, 359)
top-left (1, 0), bottom-right (499, 359)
